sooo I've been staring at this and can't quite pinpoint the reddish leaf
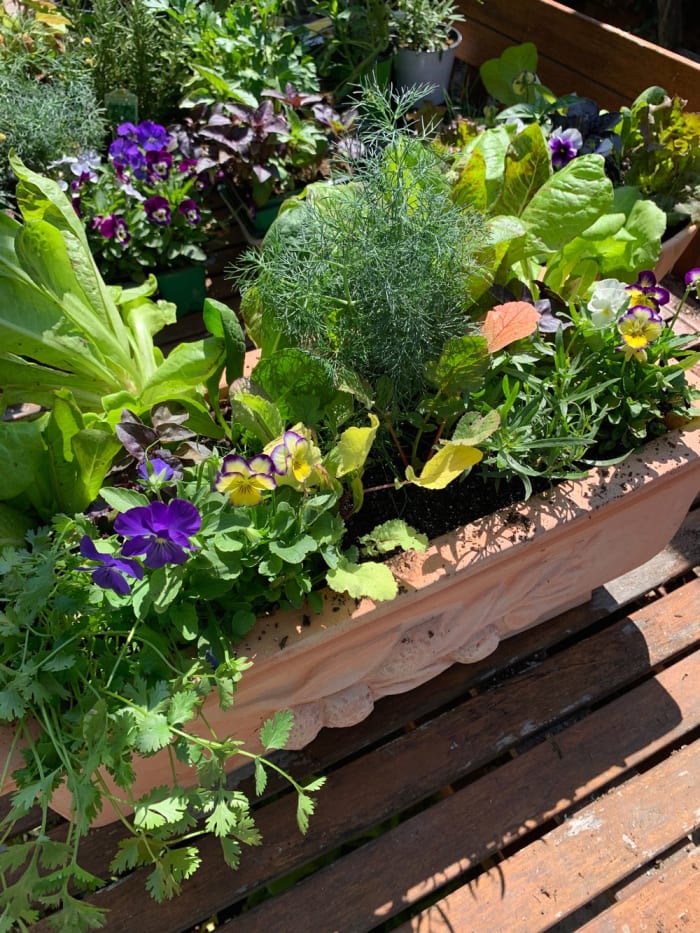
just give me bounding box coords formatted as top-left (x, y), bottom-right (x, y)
top-left (482, 301), bottom-right (540, 353)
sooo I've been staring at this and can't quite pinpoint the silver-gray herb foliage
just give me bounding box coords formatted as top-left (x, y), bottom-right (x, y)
top-left (238, 85), bottom-right (487, 408)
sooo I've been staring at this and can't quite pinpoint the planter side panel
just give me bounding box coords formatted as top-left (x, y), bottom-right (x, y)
top-left (456, 0), bottom-right (700, 111)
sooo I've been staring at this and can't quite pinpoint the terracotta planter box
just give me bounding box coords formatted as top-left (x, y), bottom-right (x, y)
top-left (6, 416), bottom-right (697, 826)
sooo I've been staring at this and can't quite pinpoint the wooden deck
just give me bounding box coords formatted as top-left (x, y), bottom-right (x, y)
top-left (17, 502), bottom-right (699, 932)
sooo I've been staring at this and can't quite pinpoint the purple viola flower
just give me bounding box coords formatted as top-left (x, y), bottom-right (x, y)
top-left (134, 120), bottom-right (171, 151)
top-left (177, 198), bottom-right (201, 225)
top-left (93, 214), bottom-right (130, 245)
top-left (109, 137), bottom-right (146, 175)
top-left (146, 149), bottom-right (173, 182)
top-left (78, 535), bottom-right (144, 596)
top-left (137, 457), bottom-right (175, 483)
top-left (548, 127), bottom-right (583, 168)
top-left (626, 270), bottom-right (670, 308)
top-left (144, 195), bottom-right (172, 226)
top-left (115, 499), bottom-right (201, 569)
top-left (684, 267), bottom-right (700, 296)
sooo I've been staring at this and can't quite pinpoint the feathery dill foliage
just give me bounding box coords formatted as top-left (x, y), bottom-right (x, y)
top-left (236, 86), bottom-right (487, 406)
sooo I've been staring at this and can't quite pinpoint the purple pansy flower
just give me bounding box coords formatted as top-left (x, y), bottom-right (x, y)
top-left (115, 499), bottom-right (201, 569)
top-left (684, 267), bottom-right (700, 296)
top-left (134, 120), bottom-right (171, 151)
top-left (108, 137), bottom-right (146, 175)
top-left (137, 457), bottom-right (175, 483)
top-left (548, 127), bottom-right (583, 168)
top-left (178, 198), bottom-right (201, 225)
top-left (144, 195), bottom-right (172, 226)
top-left (93, 214), bottom-right (130, 245)
top-left (146, 149), bottom-right (173, 182)
top-left (78, 535), bottom-right (144, 596)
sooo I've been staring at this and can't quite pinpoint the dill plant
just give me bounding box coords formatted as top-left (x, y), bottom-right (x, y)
top-left (235, 86), bottom-right (487, 408)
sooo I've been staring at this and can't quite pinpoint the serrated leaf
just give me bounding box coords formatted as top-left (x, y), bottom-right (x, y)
top-left (259, 709), bottom-right (294, 751)
top-left (254, 759), bottom-right (268, 796)
top-left (167, 690), bottom-right (198, 726)
top-left (145, 847), bottom-right (201, 902)
top-left (133, 710), bottom-right (172, 754)
top-left (296, 792), bottom-right (316, 834)
top-left (134, 790), bottom-right (188, 830)
top-left (110, 836), bottom-right (147, 874)
top-left (204, 799), bottom-right (239, 837)
top-left (220, 836), bottom-right (242, 870)
top-left (326, 558), bottom-right (398, 601)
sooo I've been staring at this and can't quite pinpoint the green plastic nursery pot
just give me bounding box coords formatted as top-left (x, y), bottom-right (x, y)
top-left (156, 264), bottom-right (207, 318)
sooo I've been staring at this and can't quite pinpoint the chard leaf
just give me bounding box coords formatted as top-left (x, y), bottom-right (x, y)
top-left (427, 335), bottom-right (490, 395)
top-left (521, 154), bottom-right (613, 254)
top-left (325, 414), bottom-right (379, 477)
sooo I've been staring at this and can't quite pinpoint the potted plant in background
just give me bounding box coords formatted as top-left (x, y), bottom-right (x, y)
top-left (389, 0), bottom-right (467, 104)
top-left (48, 119), bottom-right (213, 317)
top-left (196, 84), bottom-right (346, 240)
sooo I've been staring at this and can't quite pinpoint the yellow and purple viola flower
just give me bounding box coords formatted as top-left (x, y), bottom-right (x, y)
top-left (625, 270), bottom-right (670, 311)
top-left (215, 454), bottom-right (277, 506)
top-left (617, 304), bottom-right (664, 361)
top-left (78, 536), bottom-right (144, 596)
top-left (270, 430), bottom-right (321, 484)
top-left (115, 499), bottom-right (201, 568)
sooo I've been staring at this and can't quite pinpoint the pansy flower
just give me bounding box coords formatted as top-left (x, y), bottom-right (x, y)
top-left (587, 278), bottom-right (630, 329)
top-left (215, 454), bottom-right (277, 506)
top-left (270, 431), bottom-right (320, 483)
top-left (133, 120), bottom-right (171, 152)
top-left (178, 198), bottom-right (201, 225)
top-left (78, 535), bottom-right (144, 596)
top-left (144, 195), bottom-right (171, 226)
top-left (548, 127), bottom-right (583, 168)
top-left (115, 499), bottom-right (201, 568)
top-left (625, 270), bottom-right (670, 309)
top-left (146, 150), bottom-right (173, 182)
top-left (617, 305), bottom-right (664, 361)
top-left (93, 214), bottom-right (130, 245)
top-left (685, 267), bottom-right (700, 298)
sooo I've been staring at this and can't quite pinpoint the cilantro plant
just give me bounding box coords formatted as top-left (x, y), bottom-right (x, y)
top-left (0, 523), bottom-right (324, 931)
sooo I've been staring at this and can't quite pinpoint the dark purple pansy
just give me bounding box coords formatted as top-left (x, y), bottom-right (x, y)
top-left (144, 195), bottom-right (172, 226)
top-left (115, 499), bottom-right (201, 569)
top-left (177, 198), bottom-right (201, 225)
top-left (684, 267), bottom-right (700, 295)
top-left (146, 149), bottom-right (173, 182)
top-left (93, 214), bottom-right (130, 244)
top-left (78, 535), bottom-right (144, 596)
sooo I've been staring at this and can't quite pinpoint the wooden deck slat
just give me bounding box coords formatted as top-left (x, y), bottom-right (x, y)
top-left (75, 573), bottom-right (700, 931)
top-left (398, 738), bottom-right (700, 933)
top-left (216, 647), bottom-right (700, 933)
top-left (577, 846), bottom-right (700, 932)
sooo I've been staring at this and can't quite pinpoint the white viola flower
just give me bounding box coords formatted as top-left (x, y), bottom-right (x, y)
top-left (587, 278), bottom-right (630, 329)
